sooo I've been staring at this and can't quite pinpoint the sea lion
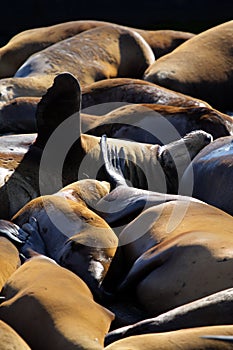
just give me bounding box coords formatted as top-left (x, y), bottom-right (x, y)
top-left (104, 325), bottom-right (233, 350)
top-left (0, 24), bottom-right (154, 105)
top-left (116, 201), bottom-right (233, 316)
top-left (11, 178), bottom-right (118, 298)
top-left (143, 20), bottom-right (233, 112)
top-left (0, 235), bottom-right (20, 292)
top-left (0, 255), bottom-right (114, 350)
top-left (0, 320), bottom-right (31, 350)
top-left (81, 78), bottom-right (211, 115)
top-left (0, 96), bottom-right (39, 134)
top-left (105, 287), bottom-right (233, 345)
top-left (0, 19), bottom-right (194, 78)
top-left (0, 73), bottom-right (211, 219)
top-left (181, 135), bottom-right (233, 216)
top-left (82, 104), bottom-right (232, 144)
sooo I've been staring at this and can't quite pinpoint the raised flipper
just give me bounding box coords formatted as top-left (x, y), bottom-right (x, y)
top-left (100, 134), bottom-right (127, 188)
top-left (35, 72), bottom-right (82, 148)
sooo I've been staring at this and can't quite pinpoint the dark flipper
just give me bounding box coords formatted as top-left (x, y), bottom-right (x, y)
top-left (100, 134), bottom-right (127, 188)
top-left (0, 219), bottom-right (26, 246)
top-left (35, 72), bottom-right (82, 148)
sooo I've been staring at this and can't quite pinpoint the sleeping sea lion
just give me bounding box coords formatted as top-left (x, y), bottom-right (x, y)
top-left (82, 104), bottom-right (232, 144)
top-left (0, 255), bottom-right (114, 350)
top-left (11, 178), bottom-right (118, 298)
top-left (0, 19), bottom-right (194, 78)
top-left (143, 20), bottom-right (233, 112)
top-left (104, 325), bottom-right (233, 350)
top-left (81, 78), bottom-right (211, 115)
top-left (105, 287), bottom-right (233, 345)
top-left (117, 201), bottom-right (233, 316)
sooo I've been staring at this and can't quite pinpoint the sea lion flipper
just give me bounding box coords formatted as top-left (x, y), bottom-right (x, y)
top-left (100, 134), bottom-right (127, 188)
top-left (0, 219), bottom-right (24, 245)
top-left (35, 72), bottom-right (82, 148)
top-left (200, 335), bottom-right (233, 343)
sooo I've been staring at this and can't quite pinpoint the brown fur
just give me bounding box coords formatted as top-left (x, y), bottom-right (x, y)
top-left (105, 325), bottom-right (233, 350)
top-left (0, 320), bottom-right (31, 349)
top-left (0, 236), bottom-right (20, 292)
top-left (0, 25), bottom-right (154, 105)
top-left (0, 256), bottom-right (114, 350)
top-left (118, 201), bottom-right (233, 315)
top-left (143, 20), bottom-right (233, 112)
top-left (0, 20), bottom-right (194, 78)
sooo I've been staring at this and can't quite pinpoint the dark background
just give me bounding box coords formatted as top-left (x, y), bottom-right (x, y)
top-left (0, 0), bottom-right (232, 45)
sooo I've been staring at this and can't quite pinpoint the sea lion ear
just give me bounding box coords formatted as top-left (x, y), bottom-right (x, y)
top-left (35, 72), bottom-right (82, 148)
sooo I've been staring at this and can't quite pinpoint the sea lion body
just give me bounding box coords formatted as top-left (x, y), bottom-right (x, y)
top-left (0, 19), bottom-right (193, 78)
top-left (118, 201), bottom-right (233, 315)
top-left (81, 78), bottom-right (211, 115)
top-left (105, 325), bottom-right (233, 350)
top-left (12, 179), bottom-right (118, 295)
top-left (0, 256), bottom-right (114, 350)
top-left (105, 287), bottom-right (233, 345)
top-left (82, 104), bottom-right (233, 144)
top-left (181, 135), bottom-right (233, 216)
top-left (0, 320), bottom-right (31, 349)
top-left (143, 20), bottom-right (233, 112)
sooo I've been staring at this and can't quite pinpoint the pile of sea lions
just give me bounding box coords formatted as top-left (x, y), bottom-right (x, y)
top-left (0, 18), bottom-right (232, 350)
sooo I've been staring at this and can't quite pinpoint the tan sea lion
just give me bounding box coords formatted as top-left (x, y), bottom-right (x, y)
top-left (0, 255), bottom-right (114, 350)
top-left (105, 287), bottom-right (233, 345)
top-left (143, 20), bottom-right (233, 112)
top-left (82, 103), bottom-right (233, 144)
top-left (0, 235), bottom-right (20, 292)
top-left (0, 24), bottom-right (154, 105)
top-left (117, 201), bottom-right (233, 316)
top-left (0, 320), bottom-right (31, 350)
top-left (11, 179), bottom-right (118, 298)
top-left (0, 19), bottom-right (194, 78)
top-left (181, 135), bottom-right (233, 216)
top-left (0, 73), bottom-right (211, 219)
top-left (81, 78), bottom-right (211, 115)
top-left (104, 325), bottom-right (233, 350)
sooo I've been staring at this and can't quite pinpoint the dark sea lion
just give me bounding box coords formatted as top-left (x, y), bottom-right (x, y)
top-left (105, 325), bottom-right (233, 350)
top-left (0, 19), bottom-right (194, 78)
top-left (0, 96), bottom-right (39, 134)
top-left (143, 20), bottom-right (233, 112)
top-left (105, 287), bottom-right (233, 345)
top-left (117, 201), bottom-right (233, 316)
top-left (0, 320), bottom-right (31, 349)
top-left (181, 135), bottom-right (233, 216)
top-left (81, 78), bottom-right (211, 115)
top-left (0, 73), bottom-right (211, 219)
top-left (0, 255), bottom-right (114, 350)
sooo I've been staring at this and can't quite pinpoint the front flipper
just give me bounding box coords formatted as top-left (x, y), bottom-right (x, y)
top-left (18, 217), bottom-right (46, 258)
top-left (0, 219), bottom-right (26, 246)
top-left (100, 134), bottom-right (127, 188)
